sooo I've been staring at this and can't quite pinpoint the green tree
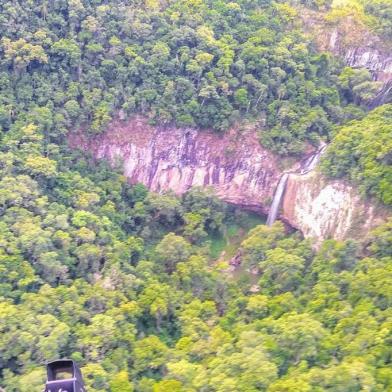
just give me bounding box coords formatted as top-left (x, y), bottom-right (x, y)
top-left (155, 233), bottom-right (191, 274)
top-left (260, 248), bottom-right (305, 294)
top-left (133, 336), bottom-right (169, 375)
top-left (109, 371), bottom-right (134, 392)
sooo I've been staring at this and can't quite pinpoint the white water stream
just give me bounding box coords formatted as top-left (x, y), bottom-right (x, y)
top-left (266, 143), bottom-right (327, 226)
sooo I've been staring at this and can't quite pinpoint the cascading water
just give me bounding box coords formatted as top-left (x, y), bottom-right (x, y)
top-left (266, 173), bottom-right (289, 226)
top-left (300, 143), bottom-right (327, 174)
top-left (369, 80), bottom-right (392, 109)
top-left (266, 143), bottom-right (328, 226)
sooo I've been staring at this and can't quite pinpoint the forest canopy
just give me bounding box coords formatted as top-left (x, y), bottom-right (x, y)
top-left (0, 0), bottom-right (382, 155)
top-left (322, 104), bottom-right (392, 205)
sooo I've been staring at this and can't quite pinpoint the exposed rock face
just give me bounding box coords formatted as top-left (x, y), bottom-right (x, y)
top-left (301, 10), bottom-right (392, 83)
top-left (70, 117), bottom-right (282, 214)
top-left (282, 171), bottom-right (387, 244)
top-left (326, 26), bottom-right (392, 83)
top-left (69, 117), bottom-right (388, 242)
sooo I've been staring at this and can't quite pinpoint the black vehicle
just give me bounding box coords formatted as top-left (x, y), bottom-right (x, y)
top-left (44, 359), bottom-right (86, 392)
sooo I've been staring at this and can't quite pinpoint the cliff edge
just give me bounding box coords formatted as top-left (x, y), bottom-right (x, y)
top-left (70, 117), bottom-right (281, 214)
top-left (69, 117), bottom-right (388, 243)
top-left (300, 8), bottom-right (392, 83)
top-left (282, 171), bottom-right (387, 244)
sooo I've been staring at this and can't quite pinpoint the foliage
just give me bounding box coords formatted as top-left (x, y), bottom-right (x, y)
top-left (0, 0), bottom-right (371, 154)
top-left (322, 104), bottom-right (392, 205)
top-left (1, 124), bottom-right (391, 390)
top-left (324, 0), bottom-right (392, 40)
top-left (362, 0), bottom-right (392, 39)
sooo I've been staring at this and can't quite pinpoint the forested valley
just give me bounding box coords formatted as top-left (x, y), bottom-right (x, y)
top-left (0, 0), bottom-right (391, 391)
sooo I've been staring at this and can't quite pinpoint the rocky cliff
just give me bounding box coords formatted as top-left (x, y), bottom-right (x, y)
top-left (70, 117), bottom-right (283, 214)
top-left (69, 117), bottom-right (387, 242)
top-left (326, 26), bottom-right (392, 83)
top-left (301, 9), bottom-right (392, 83)
top-left (282, 171), bottom-right (386, 244)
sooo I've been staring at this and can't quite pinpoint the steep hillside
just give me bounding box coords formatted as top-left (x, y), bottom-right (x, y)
top-left (0, 0), bottom-right (391, 391)
top-left (0, 0), bottom-right (382, 155)
top-left (70, 115), bottom-right (389, 243)
top-left (300, 6), bottom-right (392, 83)
top-left (70, 117), bottom-right (281, 214)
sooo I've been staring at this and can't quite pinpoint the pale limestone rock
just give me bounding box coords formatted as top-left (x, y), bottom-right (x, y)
top-left (282, 171), bottom-right (386, 244)
top-left (300, 9), bottom-right (392, 83)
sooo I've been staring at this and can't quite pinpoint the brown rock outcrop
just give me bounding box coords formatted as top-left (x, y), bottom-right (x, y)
top-left (300, 9), bottom-right (392, 83)
top-left (282, 171), bottom-right (387, 244)
top-left (69, 117), bottom-right (388, 242)
top-left (69, 117), bottom-right (282, 214)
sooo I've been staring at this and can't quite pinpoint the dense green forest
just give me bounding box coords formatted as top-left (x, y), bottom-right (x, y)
top-left (322, 104), bottom-right (392, 205)
top-left (0, 0), bottom-right (391, 391)
top-left (1, 119), bottom-right (392, 391)
top-left (0, 0), bottom-right (384, 154)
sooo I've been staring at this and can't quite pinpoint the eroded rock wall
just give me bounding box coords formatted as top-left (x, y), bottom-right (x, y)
top-left (70, 117), bottom-right (282, 214)
top-left (70, 117), bottom-right (388, 242)
top-left (326, 26), bottom-right (392, 83)
top-left (282, 171), bottom-right (387, 243)
top-left (301, 10), bottom-right (392, 83)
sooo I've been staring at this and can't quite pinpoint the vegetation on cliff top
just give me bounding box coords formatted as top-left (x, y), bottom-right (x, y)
top-left (325, 0), bottom-right (392, 40)
top-left (322, 104), bottom-right (392, 205)
top-left (1, 119), bottom-right (391, 390)
top-left (0, 0), bottom-right (382, 155)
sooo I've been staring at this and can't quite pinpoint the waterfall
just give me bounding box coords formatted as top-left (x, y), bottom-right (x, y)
top-left (266, 173), bottom-right (289, 226)
top-left (267, 143), bottom-right (328, 226)
top-left (369, 80), bottom-right (392, 109)
top-left (300, 143), bottom-right (327, 174)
